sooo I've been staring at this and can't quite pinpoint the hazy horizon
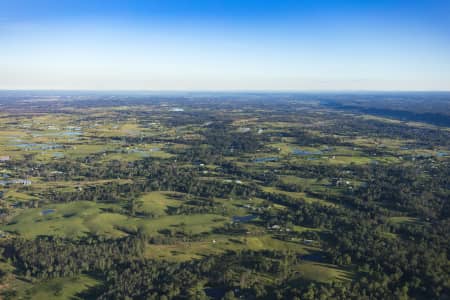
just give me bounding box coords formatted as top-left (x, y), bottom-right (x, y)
top-left (1, 0), bottom-right (450, 91)
top-left (1, 89), bottom-right (450, 93)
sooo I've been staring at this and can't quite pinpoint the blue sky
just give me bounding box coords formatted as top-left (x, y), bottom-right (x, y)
top-left (1, 0), bottom-right (449, 90)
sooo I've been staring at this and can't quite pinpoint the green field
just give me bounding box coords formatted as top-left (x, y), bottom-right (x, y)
top-left (19, 276), bottom-right (99, 300)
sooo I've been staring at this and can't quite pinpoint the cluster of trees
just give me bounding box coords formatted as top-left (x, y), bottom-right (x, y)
top-left (3, 235), bottom-right (145, 279)
top-left (0, 232), bottom-right (357, 300)
top-left (259, 179), bottom-right (450, 299)
top-left (5, 224), bottom-right (446, 299)
top-left (320, 117), bottom-right (450, 147)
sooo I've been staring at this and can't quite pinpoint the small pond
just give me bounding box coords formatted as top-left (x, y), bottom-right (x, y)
top-left (253, 157), bottom-right (278, 163)
top-left (301, 252), bottom-right (326, 263)
top-left (293, 149), bottom-right (323, 156)
top-left (15, 143), bottom-right (63, 150)
top-left (232, 215), bottom-right (256, 223)
top-left (41, 209), bottom-right (56, 216)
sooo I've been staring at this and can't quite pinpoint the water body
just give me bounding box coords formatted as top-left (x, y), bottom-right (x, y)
top-left (15, 143), bottom-right (63, 150)
top-left (306, 157), bottom-right (318, 161)
top-left (232, 215), bottom-right (256, 223)
top-left (32, 131), bottom-right (81, 137)
top-left (204, 287), bottom-right (227, 299)
top-left (0, 179), bottom-right (31, 185)
top-left (301, 252), bottom-right (326, 263)
top-left (253, 157), bottom-right (278, 163)
top-left (53, 152), bottom-right (64, 158)
top-left (41, 209), bottom-right (56, 216)
top-left (129, 148), bottom-right (161, 157)
top-left (293, 149), bottom-right (323, 156)
top-left (61, 131), bottom-right (82, 136)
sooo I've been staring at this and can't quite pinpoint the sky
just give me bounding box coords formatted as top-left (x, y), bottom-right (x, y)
top-left (0, 0), bottom-right (449, 91)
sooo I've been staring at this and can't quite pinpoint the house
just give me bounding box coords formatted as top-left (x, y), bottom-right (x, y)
top-left (0, 156), bottom-right (10, 162)
top-left (11, 179), bottom-right (32, 185)
top-left (237, 127), bottom-right (251, 133)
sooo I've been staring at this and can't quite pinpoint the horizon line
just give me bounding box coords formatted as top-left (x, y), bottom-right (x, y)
top-left (1, 89), bottom-right (450, 94)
